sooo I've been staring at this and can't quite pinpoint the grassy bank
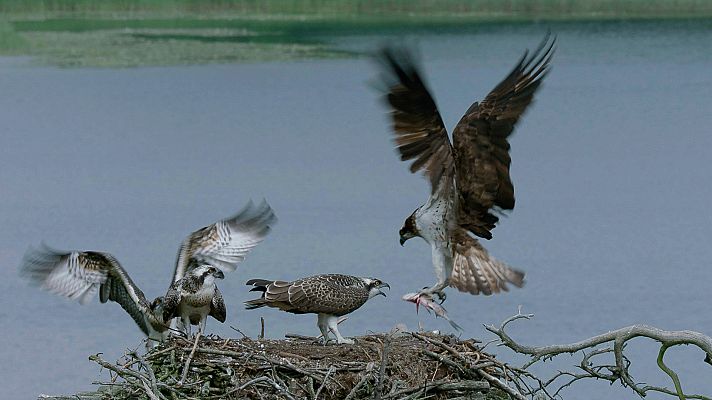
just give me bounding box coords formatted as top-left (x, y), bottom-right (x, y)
top-left (0, 0), bottom-right (711, 20)
top-left (0, 1), bottom-right (710, 67)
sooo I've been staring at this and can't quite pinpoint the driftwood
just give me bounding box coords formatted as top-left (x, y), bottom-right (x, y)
top-left (484, 307), bottom-right (712, 400)
top-left (42, 331), bottom-right (522, 400)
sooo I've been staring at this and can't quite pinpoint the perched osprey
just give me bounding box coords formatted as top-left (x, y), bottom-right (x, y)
top-left (19, 199), bottom-right (277, 342)
top-left (169, 199), bottom-right (277, 335)
top-left (20, 245), bottom-right (169, 346)
top-left (377, 35), bottom-right (555, 302)
top-left (163, 263), bottom-right (225, 337)
top-left (245, 274), bottom-right (389, 344)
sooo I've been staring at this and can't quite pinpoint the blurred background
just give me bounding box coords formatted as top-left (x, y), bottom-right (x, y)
top-left (0, 1), bottom-right (711, 399)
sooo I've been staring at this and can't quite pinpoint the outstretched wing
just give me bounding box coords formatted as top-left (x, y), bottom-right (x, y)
top-left (19, 244), bottom-right (153, 335)
top-left (449, 230), bottom-right (525, 295)
top-left (453, 34), bottom-right (555, 239)
top-left (172, 199), bottom-right (277, 283)
top-left (377, 46), bottom-right (455, 194)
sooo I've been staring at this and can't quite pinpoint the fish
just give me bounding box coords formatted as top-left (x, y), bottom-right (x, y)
top-left (402, 292), bottom-right (463, 331)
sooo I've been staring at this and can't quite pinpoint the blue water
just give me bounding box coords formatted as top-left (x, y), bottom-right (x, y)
top-left (1, 20), bottom-right (711, 399)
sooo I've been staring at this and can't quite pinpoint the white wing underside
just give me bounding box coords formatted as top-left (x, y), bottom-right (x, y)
top-left (41, 252), bottom-right (107, 305)
top-left (173, 200), bottom-right (276, 282)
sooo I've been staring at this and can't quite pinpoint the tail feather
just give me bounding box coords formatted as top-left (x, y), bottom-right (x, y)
top-left (244, 298), bottom-right (268, 310)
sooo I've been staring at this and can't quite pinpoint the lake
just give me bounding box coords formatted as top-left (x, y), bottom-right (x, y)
top-left (1, 19), bottom-right (711, 399)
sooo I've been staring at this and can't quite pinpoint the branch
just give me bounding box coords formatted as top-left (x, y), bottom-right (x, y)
top-left (485, 308), bottom-right (712, 399)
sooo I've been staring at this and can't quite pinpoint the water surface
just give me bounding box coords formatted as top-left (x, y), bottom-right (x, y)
top-left (1, 20), bottom-right (711, 399)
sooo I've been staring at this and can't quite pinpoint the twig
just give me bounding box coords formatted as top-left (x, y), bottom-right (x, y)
top-left (373, 337), bottom-right (391, 400)
top-left (315, 365), bottom-right (336, 400)
top-left (179, 332), bottom-right (201, 385)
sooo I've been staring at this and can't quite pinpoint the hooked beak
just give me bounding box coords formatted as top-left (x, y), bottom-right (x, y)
top-left (213, 270), bottom-right (225, 279)
top-left (399, 236), bottom-right (407, 246)
top-left (377, 282), bottom-right (391, 297)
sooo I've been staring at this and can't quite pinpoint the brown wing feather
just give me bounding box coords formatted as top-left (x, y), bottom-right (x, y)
top-left (449, 229), bottom-right (525, 295)
top-left (453, 34), bottom-right (555, 239)
top-left (245, 275), bottom-right (369, 316)
top-left (377, 46), bottom-right (455, 193)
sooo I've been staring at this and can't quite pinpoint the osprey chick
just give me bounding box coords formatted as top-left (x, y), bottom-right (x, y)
top-left (245, 274), bottom-right (389, 344)
top-left (377, 34), bottom-right (555, 302)
top-left (163, 263), bottom-right (226, 337)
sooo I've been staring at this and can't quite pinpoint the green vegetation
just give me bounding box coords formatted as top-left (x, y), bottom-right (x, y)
top-left (1, 0), bottom-right (711, 19)
top-left (0, 1), bottom-right (710, 67)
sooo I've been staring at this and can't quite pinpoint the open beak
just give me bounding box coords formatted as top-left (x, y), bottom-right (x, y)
top-left (377, 282), bottom-right (391, 297)
top-left (213, 270), bottom-right (225, 279)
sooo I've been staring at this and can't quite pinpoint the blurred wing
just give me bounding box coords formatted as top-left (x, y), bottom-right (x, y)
top-left (449, 230), bottom-right (525, 295)
top-left (377, 46), bottom-right (455, 194)
top-left (453, 34), bottom-right (555, 239)
top-left (173, 199), bottom-right (277, 282)
top-left (20, 244), bottom-right (152, 335)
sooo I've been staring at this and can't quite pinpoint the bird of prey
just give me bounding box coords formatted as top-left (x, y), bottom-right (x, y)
top-left (19, 199), bottom-right (277, 342)
top-left (245, 274), bottom-right (390, 344)
top-left (20, 246), bottom-right (169, 347)
top-left (377, 34), bottom-right (555, 303)
top-left (168, 199), bottom-right (277, 335)
top-left (162, 262), bottom-right (225, 337)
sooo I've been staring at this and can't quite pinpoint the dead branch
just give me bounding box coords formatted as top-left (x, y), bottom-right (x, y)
top-left (485, 307), bottom-right (712, 399)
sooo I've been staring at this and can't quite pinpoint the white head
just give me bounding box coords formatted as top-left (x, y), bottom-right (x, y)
top-left (190, 264), bottom-right (225, 286)
top-left (362, 277), bottom-right (390, 299)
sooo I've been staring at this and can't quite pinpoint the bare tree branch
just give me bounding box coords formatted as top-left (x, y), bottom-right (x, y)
top-left (484, 307), bottom-right (712, 399)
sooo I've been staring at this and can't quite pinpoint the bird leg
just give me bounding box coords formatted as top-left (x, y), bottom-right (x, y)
top-left (418, 285), bottom-right (447, 303)
top-left (317, 313), bottom-right (331, 345)
top-left (327, 315), bottom-right (354, 345)
top-left (182, 317), bottom-right (192, 338)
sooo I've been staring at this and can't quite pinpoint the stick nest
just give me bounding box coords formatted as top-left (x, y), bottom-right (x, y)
top-left (85, 332), bottom-right (518, 400)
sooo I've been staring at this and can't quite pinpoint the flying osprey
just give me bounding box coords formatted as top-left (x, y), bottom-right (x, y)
top-left (20, 246), bottom-right (169, 346)
top-left (245, 274), bottom-right (389, 344)
top-left (377, 35), bottom-right (555, 302)
top-left (19, 199), bottom-right (277, 342)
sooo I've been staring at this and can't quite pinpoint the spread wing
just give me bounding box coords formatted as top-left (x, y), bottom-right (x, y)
top-left (19, 244), bottom-right (153, 335)
top-left (449, 230), bottom-right (525, 295)
top-left (172, 199), bottom-right (277, 283)
top-left (377, 46), bottom-right (455, 194)
top-left (246, 275), bottom-right (369, 315)
top-left (453, 34), bottom-right (555, 239)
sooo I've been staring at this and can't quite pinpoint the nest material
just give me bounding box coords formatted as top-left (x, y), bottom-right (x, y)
top-left (84, 332), bottom-right (521, 400)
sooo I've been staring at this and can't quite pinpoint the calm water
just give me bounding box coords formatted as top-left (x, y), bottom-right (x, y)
top-left (1, 20), bottom-right (711, 399)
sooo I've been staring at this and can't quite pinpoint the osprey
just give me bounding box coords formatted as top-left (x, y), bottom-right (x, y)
top-left (169, 199), bottom-right (277, 335)
top-left (245, 274), bottom-right (389, 344)
top-left (163, 263), bottom-right (225, 337)
top-left (377, 35), bottom-right (555, 302)
top-left (19, 199), bottom-right (277, 342)
top-left (20, 246), bottom-right (169, 347)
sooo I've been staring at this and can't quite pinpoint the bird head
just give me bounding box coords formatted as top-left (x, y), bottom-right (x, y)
top-left (191, 264), bottom-right (225, 285)
top-left (150, 296), bottom-right (164, 312)
top-left (399, 212), bottom-right (419, 246)
top-left (364, 278), bottom-right (390, 299)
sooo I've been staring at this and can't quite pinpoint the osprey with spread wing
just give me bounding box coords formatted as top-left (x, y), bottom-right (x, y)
top-left (166, 199), bottom-right (277, 336)
top-left (19, 199), bottom-right (277, 343)
top-left (377, 34), bottom-right (555, 303)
